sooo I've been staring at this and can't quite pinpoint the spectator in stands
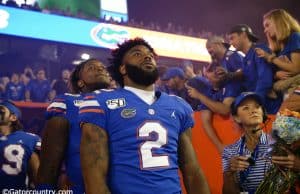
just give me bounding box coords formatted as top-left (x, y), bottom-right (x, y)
top-left (162, 67), bottom-right (186, 94)
top-left (206, 36), bottom-right (244, 82)
top-left (5, 0), bottom-right (18, 7)
top-left (25, 68), bottom-right (51, 102)
top-left (255, 9), bottom-right (300, 97)
top-left (0, 76), bottom-right (10, 99)
top-left (52, 68), bottom-right (71, 95)
top-left (228, 24), bottom-right (282, 114)
top-left (19, 73), bottom-right (31, 86)
top-left (23, 66), bottom-right (36, 80)
top-left (21, 0), bottom-right (32, 10)
top-left (222, 92), bottom-right (271, 194)
top-left (5, 73), bottom-right (25, 101)
top-left (0, 100), bottom-right (41, 190)
top-left (162, 67), bottom-right (199, 110)
top-left (186, 63), bottom-right (241, 153)
top-left (155, 65), bottom-right (169, 93)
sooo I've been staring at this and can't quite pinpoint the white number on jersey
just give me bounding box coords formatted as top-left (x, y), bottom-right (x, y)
top-left (138, 122), bottom-right (169, 169)
top-left (2, 144), bottom-right (25, 175)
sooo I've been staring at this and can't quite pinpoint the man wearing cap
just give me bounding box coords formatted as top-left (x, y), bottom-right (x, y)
top-left (228, 24), bottom-right (282, 114)
top-left (0, 100), bottom-right (41, 190)
top-left (206, 36), bottom-right (244, 82)
top-left (162, 67), bottom-right (199, 110)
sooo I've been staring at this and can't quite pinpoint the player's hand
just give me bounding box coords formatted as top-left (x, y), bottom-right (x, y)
top-left (229, 156), bottom-right (250, 172)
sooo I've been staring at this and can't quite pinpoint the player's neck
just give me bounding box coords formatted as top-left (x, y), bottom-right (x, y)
top-left (124, 86), bottom-right (156, 105)
top-left (124, 80), bottom-right (155, 91)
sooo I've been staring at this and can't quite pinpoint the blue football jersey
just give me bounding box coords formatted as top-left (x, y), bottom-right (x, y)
top-left (46, 93), bottom-right (88, 194)
top-left (79, 88), bottom-right (194, 194)
top-left (0, 131), bottom-right (41, 190)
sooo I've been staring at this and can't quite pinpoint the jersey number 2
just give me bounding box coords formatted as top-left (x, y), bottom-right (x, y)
top-left (2, 144), bottom-right (25, 175)
top-left (138, 122), bottom-right (169, 169)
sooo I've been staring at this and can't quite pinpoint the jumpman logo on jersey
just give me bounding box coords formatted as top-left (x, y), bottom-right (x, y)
top-left (171, 111), bottom-right (176, 119)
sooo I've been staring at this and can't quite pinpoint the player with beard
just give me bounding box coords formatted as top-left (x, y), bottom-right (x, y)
top-left (36, 59), bottom-right (111, 193)
top-left (79, 38), bottom-right (210, 194)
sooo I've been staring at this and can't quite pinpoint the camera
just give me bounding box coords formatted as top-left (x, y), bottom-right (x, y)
top-left (246, 155), bottom-right (255, 166)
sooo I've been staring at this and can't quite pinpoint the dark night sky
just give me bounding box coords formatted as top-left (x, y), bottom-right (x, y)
top-left (127, 0), bottom-right (300, 41)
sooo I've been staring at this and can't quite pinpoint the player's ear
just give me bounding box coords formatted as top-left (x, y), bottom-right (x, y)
top-left (119, 64), bottom-right (126, 75)
top-left (77, 79), bottom-right (84, 89)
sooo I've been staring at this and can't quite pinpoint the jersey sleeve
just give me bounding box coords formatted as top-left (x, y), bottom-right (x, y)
top-left (227, 51), bottom-right (244, 72)
top-left (289, 32), bottom-right (300, 52)
top-left (33, 134), bottom-right (41, 153)
top-left (78, 93), bottom-right (106, 130)
top-left (25, 132), bottom-right (41, 154)
top-left (45, 94), bottom-right (67, 119)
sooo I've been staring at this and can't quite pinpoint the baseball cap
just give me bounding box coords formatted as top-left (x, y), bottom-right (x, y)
top-left (229, 24), bottom-right (259, 42)
top-left (161, 67), bottom-right (185, 81)
top-left (231, 92), bottom-right (263, 115)
top-left (0, 100), bottom-right (22, 119)
top-left (206, 36), bottom-right (230, 49)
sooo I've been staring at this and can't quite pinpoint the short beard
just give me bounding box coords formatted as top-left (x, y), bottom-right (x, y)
top-left (125, 64), bottom-right (159, 86)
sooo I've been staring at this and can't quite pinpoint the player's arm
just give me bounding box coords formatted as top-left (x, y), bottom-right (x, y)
top-left (178, 128), bottom-right (210, 194)
top-left (37, 116), bottom-right (69, 187)
top-left (28, 152), bottom-right (40, 186)
top-left (80, 122), bottom-right (110, 194)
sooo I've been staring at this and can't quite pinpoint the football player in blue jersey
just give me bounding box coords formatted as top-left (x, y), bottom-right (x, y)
top-left (0, 100), bottom-right (41, 190)
top-left (79, 38), bottom-right (210, 194)
top-left (36, 59), bottom-right (111, 193)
